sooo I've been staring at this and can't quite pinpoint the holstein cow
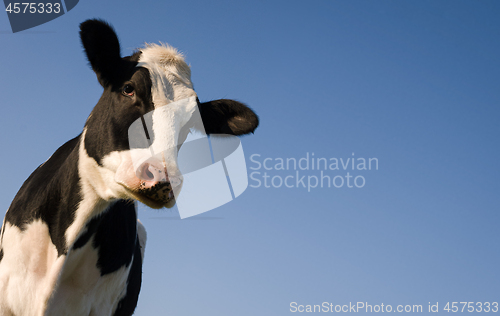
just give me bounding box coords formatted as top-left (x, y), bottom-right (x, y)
top-left (0, 19), bottom-right (258, 316)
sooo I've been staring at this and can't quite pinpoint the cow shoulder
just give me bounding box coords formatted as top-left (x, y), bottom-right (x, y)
top-left (5, 135), bottom-right (82, 256)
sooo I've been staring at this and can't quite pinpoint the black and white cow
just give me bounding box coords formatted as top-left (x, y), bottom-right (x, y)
top-left (0, 19), bottom-right (258, 316)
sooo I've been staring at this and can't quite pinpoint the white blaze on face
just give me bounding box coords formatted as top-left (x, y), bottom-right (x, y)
top-left (114, 43), bottom-right (200, 205)
top-left (137, 43), bottom-right (198, 176)
top-left (127, 96), bottom-right (198, 178)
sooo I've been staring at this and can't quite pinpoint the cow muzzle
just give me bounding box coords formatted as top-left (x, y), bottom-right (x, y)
top-left (115, 152), bottom-right (183, 208)
top-left (116, 96), bottom-right (198, 208)
top-left (136, 159), bottom-right (182, 204)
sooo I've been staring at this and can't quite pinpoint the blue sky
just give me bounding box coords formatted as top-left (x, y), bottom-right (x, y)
top-left (1, 1), bottom-right (499, 315)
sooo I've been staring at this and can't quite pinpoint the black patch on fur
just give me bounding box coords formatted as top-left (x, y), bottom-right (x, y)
top-left (5, 136), bottom-right (82, 256)
top-left (74, 200), bottom-right (138, 276)
top-left (94, 200), bottom-right (137, 276)
top-left (83, 66), bottom-right (154, 165)
top-left (113, 240), bottom-right (143, 316)
top-left (0, 217), bottom-right (4, 262)
top-left (0, 221), bottom-right (4, 242)
top-left (197, 99), bottom-right (259, 135)
top-left (72, 213), bottom-right (101, 250)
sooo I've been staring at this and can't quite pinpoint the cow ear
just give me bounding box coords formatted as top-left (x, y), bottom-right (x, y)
top-left (197, 99), bottom-right (259, 135)
top-left (80, 19), bottom-right (123, 87)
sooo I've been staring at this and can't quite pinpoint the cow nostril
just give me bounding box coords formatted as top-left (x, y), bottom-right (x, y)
top-left (140, 163), bottom-right (156, 181)
top-left (145, 168), bottom-right (154, 180)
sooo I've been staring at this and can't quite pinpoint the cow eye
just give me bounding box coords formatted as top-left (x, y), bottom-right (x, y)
top-left (123, 84), bottom-right (135, 96)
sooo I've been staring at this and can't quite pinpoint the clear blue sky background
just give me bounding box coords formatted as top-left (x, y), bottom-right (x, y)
top-left (1, 1), bottom-right (499, 315)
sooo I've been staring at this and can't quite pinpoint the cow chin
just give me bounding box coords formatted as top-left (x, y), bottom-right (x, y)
top-left (136, 181), bottom-right (177, 209)
top-left (114, 154), bottom-right (183, 209)
top-left (116, 174), bottom-right (183, 209)
top-left (129, 187), bottom-right (177, 209)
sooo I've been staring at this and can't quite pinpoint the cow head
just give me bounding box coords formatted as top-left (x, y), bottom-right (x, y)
top-left (78, 19), bottom-right (258, 209)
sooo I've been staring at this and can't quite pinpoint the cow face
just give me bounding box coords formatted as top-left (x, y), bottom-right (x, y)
top-left (79, 19), bottom-right (258, 209)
